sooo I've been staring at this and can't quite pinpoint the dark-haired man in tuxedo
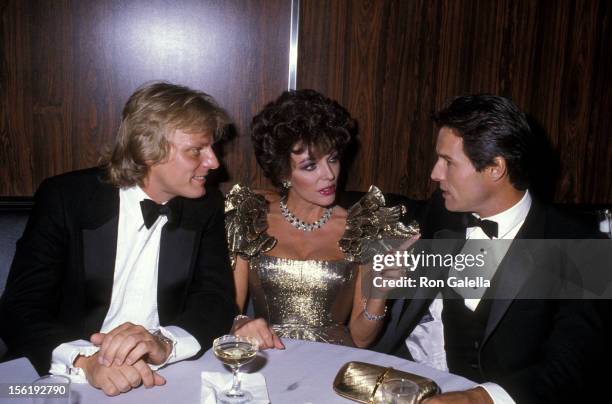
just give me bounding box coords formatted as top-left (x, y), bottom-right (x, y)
top-left (0, 82), bottom-right (236, 396)
top-left (379, 95), bottom-right (604, 403)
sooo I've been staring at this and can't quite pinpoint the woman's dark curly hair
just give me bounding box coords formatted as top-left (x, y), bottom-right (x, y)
top-left (251, 89), bottom-right (355, 188)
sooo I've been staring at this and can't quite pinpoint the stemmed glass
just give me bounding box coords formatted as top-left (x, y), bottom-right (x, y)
top-left (381, 378), bottom-right (419, 404)
top-left (213, 334), bottom-right (259, 403)
top-left (32, 374), bottom-right (71, 404)
top-left (598, 209), bottom-right (612, 238)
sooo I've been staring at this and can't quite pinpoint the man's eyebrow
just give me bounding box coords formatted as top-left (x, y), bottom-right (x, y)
top-left (437, 152), bottom-right (452, 160)
top-left (192, 138), bottom-right (212, 147)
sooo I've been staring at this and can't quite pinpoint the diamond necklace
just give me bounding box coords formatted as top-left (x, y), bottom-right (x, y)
top-left (279, 197), bottom-right (334, 232)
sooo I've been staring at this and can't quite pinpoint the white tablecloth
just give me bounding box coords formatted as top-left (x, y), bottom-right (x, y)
top-left (0, 339), bottom-right (475, 403)
top-left (0, 358), bottom-right (40, 403)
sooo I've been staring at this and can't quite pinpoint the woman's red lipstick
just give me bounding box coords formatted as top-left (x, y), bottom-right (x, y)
top-left (319, 185), bottom-right (336, 196)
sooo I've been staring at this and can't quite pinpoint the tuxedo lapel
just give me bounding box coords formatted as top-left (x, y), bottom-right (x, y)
top-left (157, 199), bottom-right (201, 321)
top-left (82, 217), bottom-right (119, 331)
top-left (483, 243), bottom-right (535, 342)
top-left (157, 225), bottom-right (197, 319)
top-left (482, 200), bottom-right (544, 342)
top-left (80, 180), bottom-right (120, 333)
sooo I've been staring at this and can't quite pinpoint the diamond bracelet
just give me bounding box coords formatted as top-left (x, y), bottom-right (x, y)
top-left (362, 298), bottom-right (387, 321)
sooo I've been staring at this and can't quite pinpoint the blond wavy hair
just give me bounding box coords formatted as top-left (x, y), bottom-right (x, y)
top-left (101, 82), bottom-right (229, 187)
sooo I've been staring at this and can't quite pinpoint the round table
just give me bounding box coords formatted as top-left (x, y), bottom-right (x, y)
top-left (65, 338), bottom-right (475, 403)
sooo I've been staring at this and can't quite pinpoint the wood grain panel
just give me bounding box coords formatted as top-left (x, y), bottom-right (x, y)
top-left (584, 0), bottom-right (612, 203)
top-left (298, 0), bottom-right (612, 203)
top-left (0, 0), bottom-right (291, 195)
top-left (0, 0), bottom-right (35, 196)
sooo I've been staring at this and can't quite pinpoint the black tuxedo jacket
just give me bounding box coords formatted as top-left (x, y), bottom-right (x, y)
top-left (0, 168), bottom-right (236, 374)
top-left (375, 195), bottom-right (605, 403)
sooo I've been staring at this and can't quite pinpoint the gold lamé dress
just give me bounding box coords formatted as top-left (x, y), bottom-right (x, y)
top-left (225, 184), bottom-right (418, 347)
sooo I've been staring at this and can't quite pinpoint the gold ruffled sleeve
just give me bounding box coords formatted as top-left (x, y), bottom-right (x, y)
top-left (339, 185), bottom-right (419, 263)
top-left (225, 184), bottom-right (277, 268)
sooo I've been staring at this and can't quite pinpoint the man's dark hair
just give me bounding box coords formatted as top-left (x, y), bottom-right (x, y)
top-left (433, 94), bottom-right (532, 190)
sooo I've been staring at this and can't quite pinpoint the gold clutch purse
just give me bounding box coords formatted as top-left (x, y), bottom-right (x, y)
top-left (333, 361), bottom-right (440, 403)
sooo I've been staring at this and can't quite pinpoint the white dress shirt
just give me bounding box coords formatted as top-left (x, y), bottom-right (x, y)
top-left (50, 186), bottom-right (200, 382)
top-left (406, 191), bottom-right (532, 404)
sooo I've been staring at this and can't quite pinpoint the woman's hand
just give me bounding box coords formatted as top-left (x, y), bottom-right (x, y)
top-left (232, 317), bottom-right (285, 350)
top-left (367, 234), bottom-right (421, 297)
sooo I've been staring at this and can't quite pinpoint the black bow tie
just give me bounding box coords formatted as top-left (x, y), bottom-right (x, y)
top-left (140, 199), bottom-right (178, 229)
top-left (465, 215), bottom-right (499, 239)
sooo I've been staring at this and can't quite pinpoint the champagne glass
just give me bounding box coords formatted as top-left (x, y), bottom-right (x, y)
top-left (213, 334), bottom-right (259, 403)
top-left (32, 374), bottom-right (71, 404)
top-left (598, 209), bottom-right (612, 238)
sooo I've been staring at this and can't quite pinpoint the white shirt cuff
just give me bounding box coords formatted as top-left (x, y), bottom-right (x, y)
top-left (406, 297), bottom-right (448, 372)
top-left (149, 326), bottom-right (201, 370)
top-left (479, 382), bottom-right (516, 404)
top-left (49, 340), bottom-right (100, 383)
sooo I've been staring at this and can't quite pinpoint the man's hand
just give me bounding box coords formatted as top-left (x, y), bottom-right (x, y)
top-left (75, 353), bottom-right (165, 396)
top-left (422, 387), bottom-right (493, 404)
top-left (90, 322), bottom-right (172, 367)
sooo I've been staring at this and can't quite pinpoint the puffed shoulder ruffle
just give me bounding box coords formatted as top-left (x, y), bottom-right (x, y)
top-left (225, 184), bottom-right (277, 268)
top-left (339, 185), bottom-right (419, 263)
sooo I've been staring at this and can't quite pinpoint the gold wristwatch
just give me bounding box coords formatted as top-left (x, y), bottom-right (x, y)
top-left (152, 329), bottom-right (173, 347)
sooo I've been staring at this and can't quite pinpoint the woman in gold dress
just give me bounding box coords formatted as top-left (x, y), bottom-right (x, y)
top-left (225, 89), bottom-right (418, 349)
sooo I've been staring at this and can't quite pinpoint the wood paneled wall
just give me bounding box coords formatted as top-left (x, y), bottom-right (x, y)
top-left (2, 0), bottom-right (611, 204)
top-left (0, 0), bottom-right (290, 195)
top-left (298, 0), bottom-right (612, 203)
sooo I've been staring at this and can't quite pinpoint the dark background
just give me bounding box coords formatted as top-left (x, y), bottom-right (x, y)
top-left (1, 0), bottom-right (611, 203)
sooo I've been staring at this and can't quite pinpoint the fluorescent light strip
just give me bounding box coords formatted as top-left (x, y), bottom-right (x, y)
top-left (288, 0), bottom-right (300, 90)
